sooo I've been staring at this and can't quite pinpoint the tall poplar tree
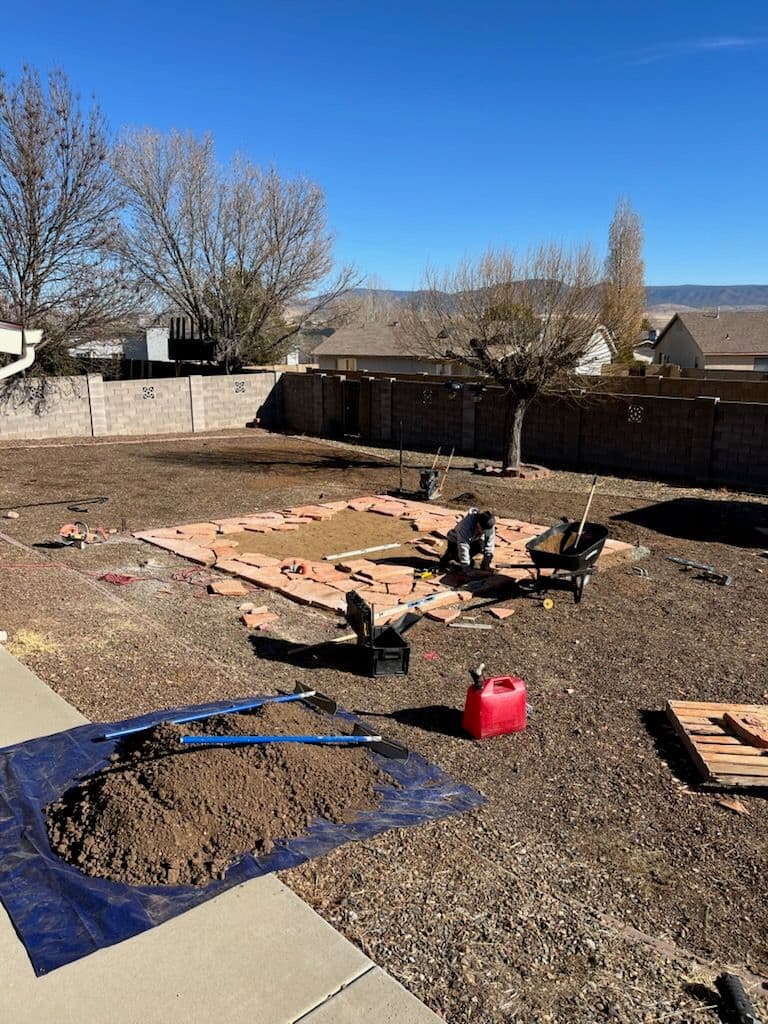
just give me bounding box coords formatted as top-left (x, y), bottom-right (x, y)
top-left (603, 197), bottom-right (645, 360)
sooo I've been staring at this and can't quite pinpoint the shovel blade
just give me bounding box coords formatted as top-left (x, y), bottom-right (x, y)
top-left (352, 722), bottom-right (409, 760)
top-left (293, 681), bottom-right (337, 714)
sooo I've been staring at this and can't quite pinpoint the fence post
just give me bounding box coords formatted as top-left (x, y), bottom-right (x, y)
top-left (359, 377), bottom-right (374, 441)
top-left (86, 374), bottom-right (108, 437)
top-left (188, 375), bottom-right (206, 432)
top-left (461, 387), bottom-right (476, 454)
top-left (690, 396), bottom-right (719, 483)
top-left (311, 374), bottom-right (325, 435)
top-left (369, 378), bottom-right (393, 444)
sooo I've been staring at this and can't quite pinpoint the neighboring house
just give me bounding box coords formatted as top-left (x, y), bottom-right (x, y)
top-left (313, 322), bottom-right (615, 376)
top-left (632, 329), bottom-right (659, 364)
top-left (576, 326), bottom-right (616, 374)
top-left (124, 325), bottom-right (213, 364)
top-left (312, 322), bottom-right (456, 375)
top-left (653, 311), bottom-right (768, 370)
top-left (68, 338), bottom-right (134, 361)
top-left (125, 326), bottom-right (174, 363)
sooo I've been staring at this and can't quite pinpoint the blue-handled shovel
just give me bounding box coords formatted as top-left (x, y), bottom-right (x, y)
top-left (101, 684), bottom-right (336, 740)
top-left (180, 722), bottom-right (409, 760)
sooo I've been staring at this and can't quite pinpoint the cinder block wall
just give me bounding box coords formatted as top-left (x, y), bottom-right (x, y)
top-left (281, 373), bottom-right (317, 435)
top-left (103, 378), bottom-right (193, 435)
top-left (390, 381), bottom-right (463, 449)
top-left (199, 373), bottom-right (280, 431)
top-left (0, 371), bottom-right (283, 441)
top-left (0, 378), bottom-right (92, 439)
top-left (589, 375), bottom-right (768, 402)
top-left (710, 401), bottom-right (768, 484)
top-left (280, 372), bottom-right (768, 489)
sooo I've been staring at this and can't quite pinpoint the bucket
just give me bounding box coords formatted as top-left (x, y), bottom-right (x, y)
top-left (462, 675), bottom-right (527, 739)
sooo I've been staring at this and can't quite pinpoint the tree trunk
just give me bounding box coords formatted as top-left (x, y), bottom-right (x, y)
top-left (502, 395), bottom-right (528, 473)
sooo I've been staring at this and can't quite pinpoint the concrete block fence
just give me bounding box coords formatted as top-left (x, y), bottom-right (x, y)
top-left (280, 372), bottom-right (768, 490)
top-left (0, 371), bottom-right (282, 441)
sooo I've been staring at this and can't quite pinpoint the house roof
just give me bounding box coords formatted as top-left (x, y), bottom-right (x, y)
top-left (311, 322), bottom-right (417, 358)
top-left (656, 311), bottom-right (768, 355)
top-left (313, 321), bottom-right (613, 361)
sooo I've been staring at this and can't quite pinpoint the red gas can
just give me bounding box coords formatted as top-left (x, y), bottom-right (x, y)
top-left (462, 675), bottom-right (527, 739)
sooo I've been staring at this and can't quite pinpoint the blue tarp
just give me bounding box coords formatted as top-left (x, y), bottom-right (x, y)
top-left (0, 697), bottom-right (485, 975)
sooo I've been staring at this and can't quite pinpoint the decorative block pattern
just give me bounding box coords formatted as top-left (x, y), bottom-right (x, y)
top-left (628, 405), bottom-right (643, 423)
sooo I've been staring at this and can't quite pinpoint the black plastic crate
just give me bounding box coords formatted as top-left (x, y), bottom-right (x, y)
top-left (346, 591), bottom-right (410, 677)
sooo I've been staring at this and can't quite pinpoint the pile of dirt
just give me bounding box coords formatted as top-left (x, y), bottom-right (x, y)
top-left (46, 702), bottom-right (388, 887)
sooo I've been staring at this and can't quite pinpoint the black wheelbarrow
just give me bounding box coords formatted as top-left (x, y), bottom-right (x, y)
top-left (525, 518), bottom-right (609, 603)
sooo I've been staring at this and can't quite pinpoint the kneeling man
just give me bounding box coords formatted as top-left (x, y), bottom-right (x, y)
top-left (438, 508), bottom-right (496, 571)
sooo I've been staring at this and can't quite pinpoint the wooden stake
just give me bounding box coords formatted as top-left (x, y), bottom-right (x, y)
top-left (437, 447), bottom-right (455, 496)
top-left (574, 475), bottom-right (598, 549)
top-left (323, 542), bottom-right (402, 560)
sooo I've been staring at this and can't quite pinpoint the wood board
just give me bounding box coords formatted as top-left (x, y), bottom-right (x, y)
top-left (666, 700), bottom-right (768, 787)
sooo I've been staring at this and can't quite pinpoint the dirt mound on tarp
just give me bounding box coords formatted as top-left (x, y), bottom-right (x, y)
top-left (46, 702), bottom-right (388, 887)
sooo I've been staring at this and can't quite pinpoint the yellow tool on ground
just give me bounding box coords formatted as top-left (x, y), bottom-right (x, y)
top-left (58, 522), bottom-right (108, 549)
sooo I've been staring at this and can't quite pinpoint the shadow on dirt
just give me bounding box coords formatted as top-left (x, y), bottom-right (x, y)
top-left (640, 709), bottom-right (704, 788)
top-left (354, 704), bottom-right (466, 738)
top-left (684, 983), bottom-right (730, 1023)
top-left (146, 446), bottom-right (387, 473)
top-left (642, 708), bottom-right (768, 800)
top-left (612, 497), bottom-right (768, 547)
top-left (248, 634), bottom-right (366, 677)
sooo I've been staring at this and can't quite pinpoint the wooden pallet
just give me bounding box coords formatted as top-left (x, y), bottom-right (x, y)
top-left (666, 700), bottom-right (768, 787)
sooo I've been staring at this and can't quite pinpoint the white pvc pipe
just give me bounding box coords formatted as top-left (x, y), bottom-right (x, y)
top-left (0, 328), bottom-right (41, 381)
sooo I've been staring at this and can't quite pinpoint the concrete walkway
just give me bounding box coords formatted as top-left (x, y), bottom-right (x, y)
top-left (0, 647), bottom-right (443, 1024)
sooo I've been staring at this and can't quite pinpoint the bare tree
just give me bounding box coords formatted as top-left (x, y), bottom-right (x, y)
top-left (401, 245), bottom-right (604, 473)
top-left (0, 67), bottom-right (141, 371)
top-left (602, 197), bottom-right (645, 360)
top-left (113, 129), bottom-right (357, 369)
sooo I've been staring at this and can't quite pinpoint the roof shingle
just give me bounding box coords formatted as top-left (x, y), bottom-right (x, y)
top-left (311, 323), bottom-right (416, 358)
top-left (659, 311), bottom-right (768, 355)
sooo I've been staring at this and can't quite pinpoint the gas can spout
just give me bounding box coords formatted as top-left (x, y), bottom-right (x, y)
top-left (469, 663), bottom-right (485, 690)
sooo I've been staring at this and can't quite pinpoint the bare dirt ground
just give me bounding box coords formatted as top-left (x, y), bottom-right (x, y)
top-left (1, 428), bottom-right (768, 1022)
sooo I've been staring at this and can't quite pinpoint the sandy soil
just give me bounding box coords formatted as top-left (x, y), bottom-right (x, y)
top-left (223, 509), bottom-right (425, 561)
top-left (1, 428), bottom-right (767, 1022)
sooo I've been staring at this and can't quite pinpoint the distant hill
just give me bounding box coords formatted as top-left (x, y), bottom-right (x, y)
top-left (645, 285), bottom-right (768, 309)
top-left (294, 285), bottom-right (768, 325)
top-left (344, 285), bottom-right (768, 310)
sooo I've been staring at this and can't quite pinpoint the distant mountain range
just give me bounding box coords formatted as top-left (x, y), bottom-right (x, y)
top-left (294, 285), bottom-right (768, 329)
top-left (341, 285), bottom-right (768, 310)
top-left (645, 285), bottom-right (768, 309)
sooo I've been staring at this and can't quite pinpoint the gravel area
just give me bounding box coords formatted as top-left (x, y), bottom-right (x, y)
top-left (1, 429), bottom-right (767, 1021)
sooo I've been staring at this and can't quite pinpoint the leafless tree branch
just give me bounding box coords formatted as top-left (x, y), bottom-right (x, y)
top-left (0, 66), bottom-right (143, 358)
top-left (113, 130), bottom-right (359, 369)
top-left (400, 244), bottom-right (604, 471)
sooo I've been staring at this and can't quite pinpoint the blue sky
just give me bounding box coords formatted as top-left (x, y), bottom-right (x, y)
top-left (3, 1), bottom-right (767, 289)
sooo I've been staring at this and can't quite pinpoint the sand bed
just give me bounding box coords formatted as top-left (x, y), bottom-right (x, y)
top-left (227, 509), bottom-right (426, 562)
